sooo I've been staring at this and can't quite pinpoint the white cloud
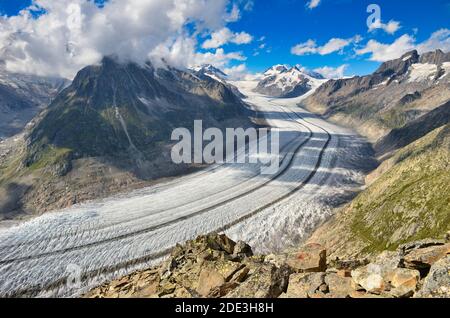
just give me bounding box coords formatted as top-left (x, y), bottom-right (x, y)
top-left (416, 28), bottom-right (450, 53)
top-left (291, 36), bottom-right (361, 56)
top-left (320, 38), bottom-right (353, 55)
top-left (307, 0), bottom-right (321, 9)
top-left (356, 29), bottom-right (450, 62)
top-left (314, 64), bottom-right (349, 79)
top-left (223, 63), bottom-right (247, 79)
top-left (291, 40), bottom-right (319, 55)
top-left (0, 0), bottom-right (248, 79)
top-left (202, 27), bottom-right (253, 49)
top-left (356, 34), bottom-right (415, 62)
top-left (369, 19), bottom-right (401, 34)
top-left (194, 48), bottom-right (246, 68)
top-left (222, 63), bottom-right (264, 81)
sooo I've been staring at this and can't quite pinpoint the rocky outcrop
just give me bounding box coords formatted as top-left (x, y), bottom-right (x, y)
top-left (84, 233), bottom-right (450, 298)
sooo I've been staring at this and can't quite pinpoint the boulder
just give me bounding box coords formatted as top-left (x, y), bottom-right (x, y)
top-left (398, 239), bottom-right (446, 256)
top-left (196, 260), bottom-right (244, 297)
top-left (325, 273), bottom-right (353, 298)
top-left (351, 265), bottom-right (386, 294)
top-left (281, 273), bottom-right (325, 298)
top-left (404, 243), bottom-right (450, 271)
top-left (388, 268), bottom-right (420, 298)
top-left (390, 268), bottom-right (420, 289)
top-left (286, 243), bottom-right (327, 273)
top-left (226, 263), bottom-right (290, 298)
top-left (414, 256), bottom-right (450, 298)
top-left (197, 268), bottom-right (226, 297)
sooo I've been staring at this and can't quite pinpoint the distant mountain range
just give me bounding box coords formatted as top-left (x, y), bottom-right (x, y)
top-left (303, 49), bottom-right (450, 142)
top-left (0, 63), bottom-right (70, 138)
top-left (254, 64), bottom-right (327, 98)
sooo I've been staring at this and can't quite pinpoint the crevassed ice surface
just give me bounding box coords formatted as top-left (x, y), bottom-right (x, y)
top-left (0, 80), bottom-right (372, 297)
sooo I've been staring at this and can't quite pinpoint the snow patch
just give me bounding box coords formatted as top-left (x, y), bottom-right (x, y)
top-left (408, 63), bottom-right (437, 82)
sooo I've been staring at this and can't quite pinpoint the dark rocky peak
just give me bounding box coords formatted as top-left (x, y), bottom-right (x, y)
top-left (419, 49), bottom-right (450, 65)
top-left (194, 64), bottom-right (228, 78)
top-left (375, 50), bottom-right (419, 78)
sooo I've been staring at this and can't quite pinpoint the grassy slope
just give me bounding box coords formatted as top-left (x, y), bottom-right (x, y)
top-left (309, 124), bottom-right (450, 258)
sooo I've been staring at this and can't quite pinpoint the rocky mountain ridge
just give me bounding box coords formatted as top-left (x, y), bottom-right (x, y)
top-left (85, 233), bottom-right (450, 298)
top-left (303, 49), bottom-right (450, 142)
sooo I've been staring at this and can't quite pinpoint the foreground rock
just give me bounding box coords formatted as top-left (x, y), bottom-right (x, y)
top-left (84, 234), bottom-right (450, 298)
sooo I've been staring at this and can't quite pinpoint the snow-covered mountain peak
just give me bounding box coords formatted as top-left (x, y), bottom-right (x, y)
top-left (192, 64), bottom-right (228, 81)
top-left (255, 64), bottom-right (328, 98)
top-left (263, 64), bottom-right (290, 76)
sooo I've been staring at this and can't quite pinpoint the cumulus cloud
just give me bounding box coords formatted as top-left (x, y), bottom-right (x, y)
top-left (313, 65), bottom-right (348, 79)
top-left (368, 20), bottom-right (401, 35)
top-left (202, 27), bottom-right (253, 49)
top-left (0, 0), bottom-right (250, 78)
top-left (416, 28), bottom-right (450, 53)
top-left (291, 36), bottom-right (361, 56)
top-left (307, 0), bottom-right (321, 9)
top-left (224, 64), bottom-right (262, 81)
top-left (356, 29), bottom-right (450, 62)
top-left (223, 63), bottom-right (247, 79)
top-left (195, 48), bottom-right (246, 68)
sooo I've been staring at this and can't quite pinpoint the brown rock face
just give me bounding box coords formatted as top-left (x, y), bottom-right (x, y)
top-left (226, 263), bottom-right (291, 298)
top-left (325, 273), bottom-right (353, 298)
top-left (404, 244), bottom-right (450, 272)
top-left (286, 243), bottom-right (327, 273)
top-left (84, 235), bottom-right (449, 299)
top-left (388, 268), bottom-right (420, 298)
top-left (414, 256), bottom-right (450, 298)
top-left (197, 268), bottom-right (226, 297)
top-left (281, 273), bottom-right (325, 298)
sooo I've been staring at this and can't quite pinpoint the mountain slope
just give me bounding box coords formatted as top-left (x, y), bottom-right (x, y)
top-left (254, 65), bottom-right (327, 98)
top-left (308, 123), bottom-right (450, 258)
top-left (303, 49), bottom-right (450, 142)
top-left (0, 64), bottom-right (69, 138)
top-left (375, 100), bottom-right (450, 158)
top-left (0, 57), bottom-right (252, 219)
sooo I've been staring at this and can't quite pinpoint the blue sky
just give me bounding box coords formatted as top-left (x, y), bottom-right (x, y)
top-left (222, 0), bottom-right (450, 75)
top-left (0, 0), bottom-right (449, 78)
